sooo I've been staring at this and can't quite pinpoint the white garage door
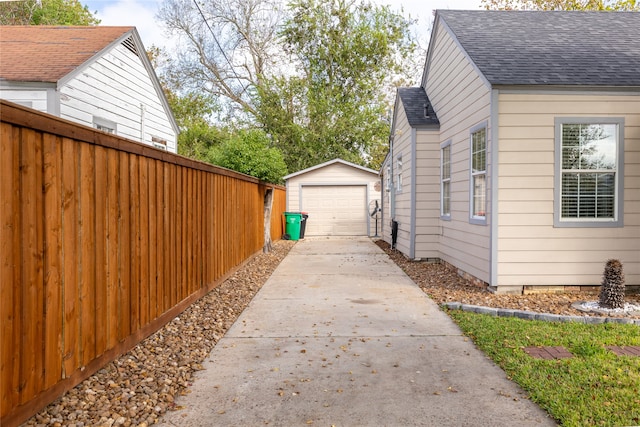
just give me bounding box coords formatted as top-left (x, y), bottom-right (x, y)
top-left (301, 185), bottom-right (367, 236)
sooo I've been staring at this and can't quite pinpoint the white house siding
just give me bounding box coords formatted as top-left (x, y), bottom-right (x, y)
top-left (424, 20), bottom-right (493, 283)
top-left (0, 86), bottom-right (49, 111)
top-left (59, 42), bottom-right (177, 152)
top-left (285, 161), bottom-right (380, 237)
top-left (496, 92), bottom-right (640, 288)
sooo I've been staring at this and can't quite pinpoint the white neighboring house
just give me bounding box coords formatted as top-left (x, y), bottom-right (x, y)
top-left (0, 25), bottom-right (178, 152)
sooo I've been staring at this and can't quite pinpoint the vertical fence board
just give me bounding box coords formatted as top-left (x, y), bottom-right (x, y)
top-left (206, 174), bottom-right (213, 285)
top-left (1, 124), bottom-right (20, 415)
top-left (176, 167), bottom-right (183, 302)
top-left (163, 163), bottom-right (172, 311)
top-left (139, 158), bottom-right (150, 326)
top-left (196, 171), bottom-right (202, 290)
top-left (106, 150), bottom-right (119, 349)
top-left (62, 138), bottom-right (79, 377)
top-left (94, 146), bottom-right (108, 357)
top-left (20, 129), bottom-right (44, 403)
top-left (214, 176), bottom-right (222, 281)
top-left (188, 169), bottom-right (194, 294)
top-left (118, 152), bottom-right (131, 341)
top-left (79, 144), bottom-right (96, 366)
top-left (129, 155), bottom-right (140, 333)
top-left (181, 168), bottom-right (187, 300)
top-left (148, 160), bottom-right (157, 320)
top-left (155, 161), bottom-right (164, 315)
top-left (43, 133), bottom-right (63, 388)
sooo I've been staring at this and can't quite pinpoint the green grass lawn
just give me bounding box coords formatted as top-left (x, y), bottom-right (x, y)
top-left (447, 311), bottom-right (640, 427)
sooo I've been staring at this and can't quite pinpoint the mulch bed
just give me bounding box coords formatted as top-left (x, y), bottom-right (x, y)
top-left (375, 239), bottom-right (640, 319)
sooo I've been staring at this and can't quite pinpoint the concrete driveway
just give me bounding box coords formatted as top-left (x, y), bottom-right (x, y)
top-left (158, 237), bottom-right (555, 426)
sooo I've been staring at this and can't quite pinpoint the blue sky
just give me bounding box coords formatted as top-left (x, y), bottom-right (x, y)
top-left (84, 0), bottom-right (482, 51)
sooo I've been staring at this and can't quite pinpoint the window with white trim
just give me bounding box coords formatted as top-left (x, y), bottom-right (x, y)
top-left (152, 136), bottom-right (168, 150)
top-left (396, 156), bottom-right (403, 192)
top-left (555, 118), bottom-right (623, 227)
top-left (386, 165), bottom-right (391, 191)
top-left (441, 141), bottom-right (451, 218)
top-left (93, 117), bottom-right (116, 134)
top-left (470, 126), bottom-right (486, 220)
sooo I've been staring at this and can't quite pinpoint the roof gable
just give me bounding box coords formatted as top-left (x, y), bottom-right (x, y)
top-left (434, 10), bottom-right (640, 87)
top-left (397, 87), bottom-right (439, 128)
top-left (283, 158), bottom-right (378, 180)
top-left (0, 26), bottom-right (134, 83)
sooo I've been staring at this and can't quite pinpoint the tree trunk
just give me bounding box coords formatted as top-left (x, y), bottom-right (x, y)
top-left (263, 188), bottom-right (273, 253)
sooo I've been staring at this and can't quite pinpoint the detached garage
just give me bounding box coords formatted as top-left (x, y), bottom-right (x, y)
top-left (284, 159), bottom-right (381, 237)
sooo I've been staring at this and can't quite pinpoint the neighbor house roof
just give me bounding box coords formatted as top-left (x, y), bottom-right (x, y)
top-left (0, 26), bottom-right (135, 82)
top-left (283, 158), bottom-right (378, 180)
top-left (397, 87), bottom-right (439, 128)
top-left (435, 10), bottom-right (640, 87)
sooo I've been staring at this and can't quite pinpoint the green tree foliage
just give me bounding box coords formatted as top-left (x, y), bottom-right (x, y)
top-left (258, 0), bottom-right (415, 172)
top-left (148, 46), bottom-right (226, 161)
top-left (158, 0), bottom-right (416, 172)
top-left (0, 0), bottom-right (100, 25)
top-left (166, 90), bottom-right (227, 160)
top-left (481, 0), bottom-right (639, 10)
top-left (207, 129), bottom-right (288, 183)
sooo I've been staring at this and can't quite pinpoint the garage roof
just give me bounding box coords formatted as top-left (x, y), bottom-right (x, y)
top-left (283, 158), bottom-right (378, 180)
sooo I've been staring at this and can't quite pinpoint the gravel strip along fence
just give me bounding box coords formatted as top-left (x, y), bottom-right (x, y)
top-left (24, 241), bottom-right (295, 427)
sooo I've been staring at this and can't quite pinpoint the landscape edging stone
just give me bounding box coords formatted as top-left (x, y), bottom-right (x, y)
top-left (443, 302), bottom-right (640, 325)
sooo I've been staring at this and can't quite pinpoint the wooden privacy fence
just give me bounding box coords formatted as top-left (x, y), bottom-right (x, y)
top-left (0, 100), bottom-right (286, 426)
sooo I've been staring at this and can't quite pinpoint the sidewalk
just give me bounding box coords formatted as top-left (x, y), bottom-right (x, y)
top-left (158, 237), bottom-right (555, 426)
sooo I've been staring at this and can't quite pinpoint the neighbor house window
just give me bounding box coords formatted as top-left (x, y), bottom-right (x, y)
top-left (386, 165), bottom-right (391, 191)
top-left (396, 156), bottom-right (403, 192)
top-left (555, 118), bottom-right (623, 227)
top-left (470, 124), bottom-right (487, 222)
top-left (152, 136), bottom-right (168, 150)
top-left (93, 117), bottom-right (116, 134)
top-left (441, 141), bottom-right (451, 219)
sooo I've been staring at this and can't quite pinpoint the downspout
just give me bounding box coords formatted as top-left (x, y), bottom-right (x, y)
top-left (389, 134), bottom-right (395, 225)
top-left (379, 174), bottom-right (385, 238)
top-left (388, 132), bottom-right (399, 249)
top-left (490, 89), bottom-right (500, 289)
top-left (140, 103), bottom-right (146, 143)
top-left (410, 128), bottom-right (417, 259)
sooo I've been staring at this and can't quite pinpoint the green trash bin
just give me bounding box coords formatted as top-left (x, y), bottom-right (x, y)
top-left (284, 212), bottom-right (302, 241)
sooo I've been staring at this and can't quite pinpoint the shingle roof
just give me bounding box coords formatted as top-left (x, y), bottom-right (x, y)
top-left (437, 10), bottom-right (640, 87)
top-left (397, 87), bottom-right (439, 128)
top-left (283, 158), bottom-right (378, 180)
top-left (0, 26), bottom-right (134, 82)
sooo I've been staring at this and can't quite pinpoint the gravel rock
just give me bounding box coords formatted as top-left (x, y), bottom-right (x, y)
top-left (23, 238), bottom-right (637, 426)
top-left (24, 241), bottom-right (295, 427)
top-left (375, 240), bottom-right (640, 320)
